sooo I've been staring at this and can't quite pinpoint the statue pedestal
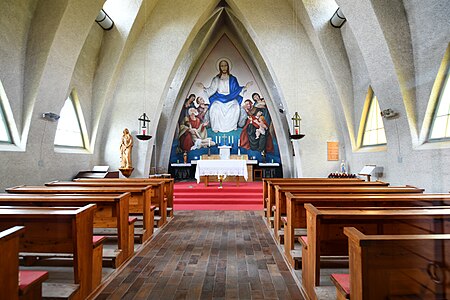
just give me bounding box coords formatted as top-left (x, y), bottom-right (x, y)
top-left (218, 146), bottom-right (231, 160)
top-left (119, 167), bottom-right (134, 178)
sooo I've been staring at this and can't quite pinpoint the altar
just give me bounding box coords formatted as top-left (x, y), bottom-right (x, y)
top-left (195, 159), bottom-right (248, 186)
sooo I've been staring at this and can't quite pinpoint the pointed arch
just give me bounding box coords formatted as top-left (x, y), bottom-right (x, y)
top-left (427, 45), bottom-right (450, 142)
top-left (54, 89), bottom-right (90, 152)
top-left (429, 72), bottom-right (450, 140)
top-left (0, 101), bottom-right (11, 143)
top-left (0, 80), bottom-right (21, 150)
top-left (154, 6), bottom-right (295, 176)
top-left (357, 87), bottom-right (387, 149)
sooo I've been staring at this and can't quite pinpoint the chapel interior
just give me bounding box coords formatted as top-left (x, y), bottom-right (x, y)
top-left (0, 0), bottom-right (449, 299)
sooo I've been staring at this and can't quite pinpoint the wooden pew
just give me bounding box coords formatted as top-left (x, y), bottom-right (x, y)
top-left (285, 192), bottom-right (450, 266)
top-left (0, 225), bottom-right (50, 300)
top-left (0, 193), bottom-right (132, 268)
top-left (74, 177), bottom-right (175, 217)
top-left (46, 180), bottom-right (167, 227)
top-left (303, 204), bottom-right (450, 300)
top-left (262, 178), bottom-right (364, 221)
top-left (6, 185), bottom-right (154, 243)
top-left (0, 226), bottom-right (25, 300)
top-left (332, 227), bottom-right (450, 300)
top-left (0, 205), bottom-right (98, 300)
top-left (273, 185), bottom-right (423, 243)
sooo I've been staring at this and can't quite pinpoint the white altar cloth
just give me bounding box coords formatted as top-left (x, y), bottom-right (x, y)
top-left (195, 160), bottom-right (248, 183)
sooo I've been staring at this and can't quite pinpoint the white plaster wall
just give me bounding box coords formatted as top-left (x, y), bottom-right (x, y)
top-left (226, 0), bottom-right (343, 176)
top-left (336, 0), bottom-right (450, 191)
top-left (102, 0), bottom-right (342, 178)
top-left (0, 0), bottom-right (39, 133)
top-left (0, 0), bottom-right (103, 191)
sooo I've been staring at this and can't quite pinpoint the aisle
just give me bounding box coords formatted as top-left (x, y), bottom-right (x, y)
top-left (95, 210), bottom-right (304, 299)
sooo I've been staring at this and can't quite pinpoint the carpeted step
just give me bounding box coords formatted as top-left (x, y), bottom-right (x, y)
top-left (174, 192), bottom-right (262, 199)
top-left (174, 199), bottom-right (262, 204)
top-left (173, 181), bottom-right (264, 211)
top-left (174, 204), bottom-right (262, 210)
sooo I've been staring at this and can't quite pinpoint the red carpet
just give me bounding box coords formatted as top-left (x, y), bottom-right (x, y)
top-left (173, 181), bottom-right (263, 210)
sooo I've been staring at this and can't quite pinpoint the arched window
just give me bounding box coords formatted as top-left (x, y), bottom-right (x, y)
top-left (361, 89), bottom-right (387, 147)
top-left (0, 82), bottom-right (12, 144)
top-left (429, 66), bottom-right (450, 140)
top-left (54, 91), bottom-right (88, 149)
top-left (0, 103), bottom-right (11, 143)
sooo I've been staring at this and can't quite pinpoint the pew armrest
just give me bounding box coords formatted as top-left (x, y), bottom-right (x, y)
top-left (299, 236), bottom-right (308, 250)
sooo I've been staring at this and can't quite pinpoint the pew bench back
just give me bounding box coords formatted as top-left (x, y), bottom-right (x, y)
top-left (344, 227), bottom-right (450, 300)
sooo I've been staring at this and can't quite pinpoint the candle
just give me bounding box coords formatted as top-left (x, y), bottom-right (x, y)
top-left (238, 139), bottom-right (240, 147)
top-left (215, 136), bottom-right (217, 144)
top-left (294, 126), bottom-right (300, 135)
top-left (219, 137), bottom-right (221, 144)
top-left (208, 138), bottom-right (210, 147)
top-left (228, 136), bottom-right (230, 144)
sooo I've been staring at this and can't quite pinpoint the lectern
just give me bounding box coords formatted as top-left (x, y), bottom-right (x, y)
top-left (359, 165), bottom-right (376, 181)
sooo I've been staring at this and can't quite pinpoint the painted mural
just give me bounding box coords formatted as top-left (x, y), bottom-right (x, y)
top-left (170, 36), bottom-right (280, 164)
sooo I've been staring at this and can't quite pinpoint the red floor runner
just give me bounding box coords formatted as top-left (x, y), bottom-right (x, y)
top-left (173, 181), bottom-right (263, 211)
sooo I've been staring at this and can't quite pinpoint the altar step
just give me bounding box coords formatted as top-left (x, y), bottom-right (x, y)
top-left (173, 181), bottom-right (263, 210)
top-left (174, 192), bottom-right (262, 199)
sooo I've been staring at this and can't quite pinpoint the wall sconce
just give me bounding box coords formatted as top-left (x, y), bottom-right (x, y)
top-left (95, 9), bottom-right (114, 31)
top-left (290, 112), bottom-right (305, 140)
top-left (330, 7), bottom-right (346, 28)
top-left (42, 112), bottom-right (60, 122)
top-left (380, 108), bottom-right (399, 119)
top-left (136, 112), bottom-right (152, 141)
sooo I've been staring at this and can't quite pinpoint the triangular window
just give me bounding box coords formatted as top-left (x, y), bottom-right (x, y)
top-left (361, 90), bottom-right (387, 146)
top-left (54, 92), bottom-right (87, 148)
top-left (0, 81), bottom-right (12, 144)
top-left (0, 102), bottom-right (11, 143)
top-left (429, 67), bottom-right (450, 140)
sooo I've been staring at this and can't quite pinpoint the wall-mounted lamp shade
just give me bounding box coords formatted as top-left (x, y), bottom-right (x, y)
top-left (330, 8), bottom-right (346, 28)
top-left (380, 108), bottom-right (399, 119)
top-left (95, 9), bottom-right (114, 31)
top-left (42, 112), bottom-right (60, 122)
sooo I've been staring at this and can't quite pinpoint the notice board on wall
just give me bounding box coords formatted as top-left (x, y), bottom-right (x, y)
top-left (327, 142), bottom-right (339, 161)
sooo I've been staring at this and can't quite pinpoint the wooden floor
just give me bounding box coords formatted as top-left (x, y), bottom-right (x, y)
top-left (95, 210), bottom-right (304, 299)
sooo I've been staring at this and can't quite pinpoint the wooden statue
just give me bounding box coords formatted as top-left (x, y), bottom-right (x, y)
top-left (119, 128), bottom-right (134, 177)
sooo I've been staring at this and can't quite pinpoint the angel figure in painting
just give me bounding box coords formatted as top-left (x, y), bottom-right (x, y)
top-left (120, 128), bottom-right (133, 169)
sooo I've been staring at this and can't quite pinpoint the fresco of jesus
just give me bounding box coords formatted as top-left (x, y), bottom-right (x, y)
top-left (197, 58), bottom-right (253, 133)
